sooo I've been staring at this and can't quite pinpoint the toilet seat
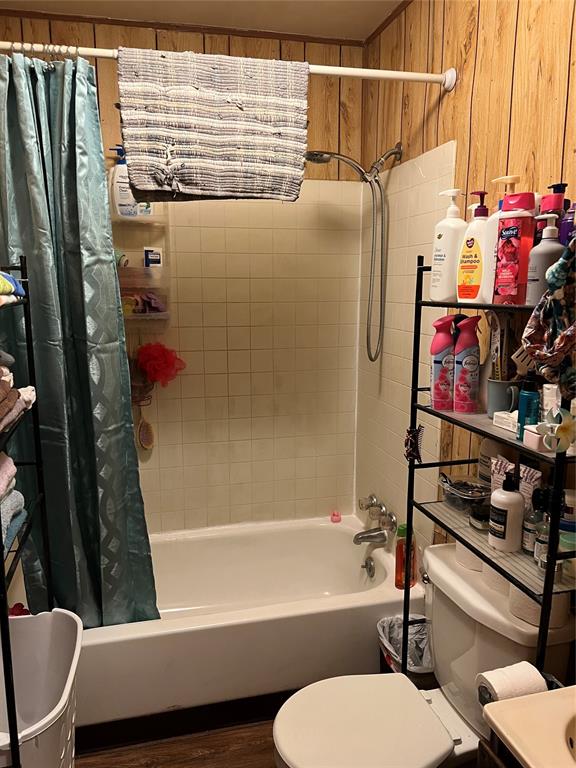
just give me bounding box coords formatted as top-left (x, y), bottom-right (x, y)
top-left (273, 674), bottom-right (455, 768)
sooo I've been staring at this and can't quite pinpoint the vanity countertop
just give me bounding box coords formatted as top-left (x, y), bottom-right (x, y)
top-left (483, 686), bottom-right (576, 768)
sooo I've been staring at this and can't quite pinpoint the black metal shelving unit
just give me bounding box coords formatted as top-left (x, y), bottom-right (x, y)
top-left (401, 255), bottom-right (574, 676)
top-left (0, 257), bottom-right (53, 768)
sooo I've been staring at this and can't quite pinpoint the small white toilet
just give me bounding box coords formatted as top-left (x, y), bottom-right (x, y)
top-left (273, 544), bottom-right (572, 768)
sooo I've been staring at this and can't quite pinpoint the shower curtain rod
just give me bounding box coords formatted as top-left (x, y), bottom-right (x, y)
top-left (0, 40), bottom-right (458, 91)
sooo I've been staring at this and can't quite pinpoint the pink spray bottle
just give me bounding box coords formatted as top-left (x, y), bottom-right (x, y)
top-left (430, 316), bottom-right (456, 411)
top-left (454, 316), bottom-right (481, 413)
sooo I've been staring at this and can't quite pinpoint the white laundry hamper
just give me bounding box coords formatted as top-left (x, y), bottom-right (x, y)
top-left (0, 609), bottom-right (83, 768)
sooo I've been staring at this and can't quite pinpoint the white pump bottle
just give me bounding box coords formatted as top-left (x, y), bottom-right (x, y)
top-left (526, 214), bottom-right (565, 305)
top-left (430, 189), bottom-right (467, 302)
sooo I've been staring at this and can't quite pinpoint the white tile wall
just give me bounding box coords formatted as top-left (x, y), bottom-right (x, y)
top-left (355, 142), bottom-right (457, 547)
top-left (129, 181), bottom-right (362, 532)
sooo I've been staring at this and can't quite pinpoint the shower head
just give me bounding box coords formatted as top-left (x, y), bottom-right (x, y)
top-left (304, 150), bottom-right (369, 180)
top-left (304, 151), bottom-right (333, 164)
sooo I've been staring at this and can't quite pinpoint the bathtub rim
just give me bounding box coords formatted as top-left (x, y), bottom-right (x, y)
top-left (83, 514), bottom-right (421, 645)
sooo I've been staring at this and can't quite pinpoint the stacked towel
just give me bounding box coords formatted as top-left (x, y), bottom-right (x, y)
top-left (0, 296), bottom-right (21, 307)
top-left (0, 382), bottom-right (19, 421)
top-left (117, 48), bottom-right (309, 202)
top-left (1, 490), bottom-right (24, 541)
top-left (0, 271), bottom-right (25, 297)
top-left (0, 453), bottom-right (16, 498)
top-left (0, 387), bottom-right (35, 432)
top-left (0, 350), bottom-right (14, 368)
top-left (0, 367), bottom-right (13, 387)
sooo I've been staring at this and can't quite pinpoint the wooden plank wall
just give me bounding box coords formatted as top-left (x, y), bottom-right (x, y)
top-left (363, 0), bottom-right (576, 469)
top-left (0, 13), bottom-right (363, 180)
top-left (2, 2), bottom-right (574, 468)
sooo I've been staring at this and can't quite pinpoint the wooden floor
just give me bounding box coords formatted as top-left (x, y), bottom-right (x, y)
top-left (76, 721), bottom-right (276, 768)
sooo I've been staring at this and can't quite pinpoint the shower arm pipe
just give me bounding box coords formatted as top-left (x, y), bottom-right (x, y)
top-left (0, 40), bottom-right (458, 91)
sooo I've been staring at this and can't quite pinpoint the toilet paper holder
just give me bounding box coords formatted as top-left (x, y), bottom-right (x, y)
top-left (478, 672), bottom-right (563, 706)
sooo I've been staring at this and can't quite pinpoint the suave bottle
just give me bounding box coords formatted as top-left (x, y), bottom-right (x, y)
top-left (430, 190), bottom-right (467, 302)
top-left (454, 316), bottom-right (481, 413)
top-left (430, 316), bottom-right (457, 411)
top-left (456, 191), bottom-right (489, 303)
top-left (493, 189), bottom-right (536, 305)
top-left (482, 176), bottom-right (521, 304)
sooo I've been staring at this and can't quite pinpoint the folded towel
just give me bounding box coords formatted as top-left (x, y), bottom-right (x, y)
top-left (0, 478), bottom-right (15, 503)
top-left (117, 48), bottom-right (309, 202)
top-left (0, 296), bottom-right (21, 307)
top-left (0, 453), bottom-right (16, 497)
top-left (0, 396), bottom-right (26, 432)
top-left (0, 271), bottom-right (25, 297)
top-left (4, 508), bottom-right (26, 555)
top-left (0, 350), bottom-right (14, 369)
top-left (18, 386), bottom-right (36, 408)
top-left (0, 389), bottom-right (19, 421)
top-left (0, 367), bottom-right (13, 387)
top-left (1, 490), bottom-right (24, 541)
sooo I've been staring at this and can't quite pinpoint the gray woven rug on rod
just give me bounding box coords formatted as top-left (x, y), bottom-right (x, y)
top-left (117, 48), bottom-right (310, 202)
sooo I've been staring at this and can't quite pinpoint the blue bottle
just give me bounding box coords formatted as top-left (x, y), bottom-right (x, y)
top-left (516, 371), bottom-right (540, 441)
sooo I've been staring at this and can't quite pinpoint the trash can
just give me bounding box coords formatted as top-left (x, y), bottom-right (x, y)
top-left (0, 609), bottom-right (83, 768)
top-left (377, 614), bottom-right (433, 675)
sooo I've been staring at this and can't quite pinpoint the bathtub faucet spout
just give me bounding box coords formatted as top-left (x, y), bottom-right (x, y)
top-left (353, 527), bottom-right (389, 545)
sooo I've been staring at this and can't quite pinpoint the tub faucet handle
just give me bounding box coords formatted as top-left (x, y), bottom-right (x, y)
top-left (358, 494), bottom-right (379, 512)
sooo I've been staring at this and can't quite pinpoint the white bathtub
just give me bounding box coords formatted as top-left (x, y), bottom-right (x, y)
top-left (77, 515), bottom-right (423, 726)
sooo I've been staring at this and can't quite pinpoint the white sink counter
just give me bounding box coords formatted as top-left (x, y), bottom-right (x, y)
top-left (484, 686), bottom-right (576, 768)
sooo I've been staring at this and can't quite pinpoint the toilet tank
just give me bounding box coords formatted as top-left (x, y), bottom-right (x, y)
top-left (423, 544), bottom-right (573, 738)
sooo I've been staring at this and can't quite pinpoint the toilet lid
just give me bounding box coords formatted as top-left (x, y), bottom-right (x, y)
top-left (273, 674), bottom-right (454, 768)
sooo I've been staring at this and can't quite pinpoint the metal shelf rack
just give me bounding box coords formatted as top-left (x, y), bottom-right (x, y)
top-left (401, 255), bottom-right (574, 677)
top-left (0, 257), bottom-right (53, 768)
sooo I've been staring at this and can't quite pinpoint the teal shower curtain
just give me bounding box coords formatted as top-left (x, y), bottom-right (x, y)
top-left (0, 54), bottom-right (159, 627)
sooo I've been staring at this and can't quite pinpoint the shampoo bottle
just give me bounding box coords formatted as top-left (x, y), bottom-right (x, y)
top-left (516, 371), bottom-right (541, 440)
top-left (489, 471), bottom-right (525, 552)
top-left (559, 201), bottom-right (575, 246)
top-left (456, 191), bottom-right (489, 302)
top-left (430, 190), bottom-right (467, 302)
top-left (526, 214), bottom-right (565, 306)
top-left (454, 315), bottom-right (481, 413)
top-left (493, 190), bottom-right (536, 305)
top-left (430, 316), bottom-right (456, 411)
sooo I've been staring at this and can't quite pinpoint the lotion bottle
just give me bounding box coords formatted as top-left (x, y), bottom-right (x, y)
top-left (456, 191), bottom-right (489, 303)
top-left (109, 145), bottom-right (158, 222)
top-left (526, 214), bottom-right (565, 306)
top-left (489, 471), bottom-right (525, 552)
top-left (430, 189), bottom-right (467, 302)
top-left (535, 182), bottom-right (567, 245)
top-left (454, 315), bottom-right (481, 413)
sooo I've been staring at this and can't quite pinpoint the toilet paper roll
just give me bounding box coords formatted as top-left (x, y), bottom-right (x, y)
top-left (509, 586), bottom-right (570, 628)
top-left (482, 564), bottom-right (510, 596)
top-left (476, 661), bottom-right (547, 704)
top-left (455, 542), bottom-right (483, 571)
